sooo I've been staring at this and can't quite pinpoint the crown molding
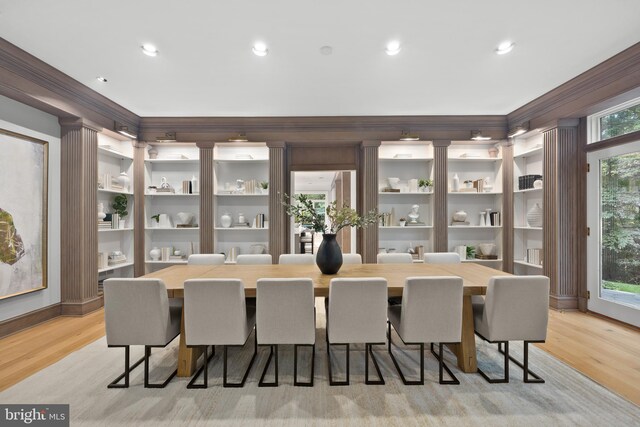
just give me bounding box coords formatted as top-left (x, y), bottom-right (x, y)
top-left (0, 37), bottom-right (139, 131)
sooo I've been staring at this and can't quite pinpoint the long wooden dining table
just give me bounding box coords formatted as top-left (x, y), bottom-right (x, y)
top-left (142, 262), bottom-right (511, 377)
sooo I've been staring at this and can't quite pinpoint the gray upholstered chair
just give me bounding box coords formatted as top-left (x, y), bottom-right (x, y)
top-left (236, 254), bottom-right (273, 265)
top-left (377, 253), bottom-right (413, 264)
top-left (423, 252), bottom-right (461, 264)
top-left (183, 279), bottom-right (257, 388)
top-left (341, 253), bottom-right (362, 264)
top-left (256, 278), bottom-right (316, 387)
top-left (279, 254), bottom-right (315, 264)
top-left (104, 278), bottom-right (181, 388)
top-left (387, 277), bottom-right (463, 385)
top-left (187, 254), bottom-right (225, 265)
top-left (473, 275), bottom-right (550, 383)
top-left (326, 278), bottom-right (388, 385)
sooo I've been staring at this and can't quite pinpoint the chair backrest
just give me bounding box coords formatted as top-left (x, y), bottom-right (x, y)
top-left (341, 253), bottom-right (362, 264)
top-left (183, 279), bottom-right (251, 346)
top-left (236, 254), bottom-right (273, 265)
top-left (400, 277), bottom-right (463, 343)
top-left (187, 254), bottom-right (225, 265)
top-left (256, 278), bottom-right (315, 345)
top-left (279, 254), bottom-right (315, 265)
top-left (484, 275), bottom-right (550, 342)
top-left (104, 278), bottom-right (172, 346)
top-left (423, 252), bottom-right (461, 264)
top-left (377, 253), bottom-right (413, 264)
top-left (328, 278), bottom-right (388, 344)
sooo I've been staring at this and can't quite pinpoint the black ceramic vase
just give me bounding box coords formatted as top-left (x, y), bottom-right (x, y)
top-left (316, 233), bottom-right (343, 274)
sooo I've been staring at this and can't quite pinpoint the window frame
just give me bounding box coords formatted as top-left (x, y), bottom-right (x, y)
top-left (588, 97), bottom-right (640, 144)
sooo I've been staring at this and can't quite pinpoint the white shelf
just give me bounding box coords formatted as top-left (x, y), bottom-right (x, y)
top-left (448, 191), bottom-right (503, 195)
top-left (514, 146), bottom-right (543, 159)
top-left (449, 226), bottom-right (502, 229)
top-left (514, 260), bottom-right (544, 269)
top-left (215, 159), bottom-right (268, 163)
top-left (145, 227), bottom-right (200, 231)
top-left (98, 188), bottom-right (134, 195)
top-left (214, 227), bottom-right (269, 231)
top-left (379, 157), bottom-right (433, 161)
top-left (98, 227), bottom-right (134, 232)
top-left (145, 193), bottom-right (199, 197)
top-left (146, 260), bottom-right (188, 264)
top-left (462, 259), bottom-right (503, 263)
top-left (514, 188), bottom-right (542, 193)
top-left (379, 225), bottom-right (433, 229)
top-left (448, 157), bottom-right (502, 162)
top-left (378, 191), bottom-right (433, 195)
top-left (145, 158), bottom-right (199, 164)
top-left (98, 146), bottom-right (133, 161)
top-left (214, 193), bottom-right (268, 197)
top-left (514, 226), bottom-right (542, 231)
top-left (98, 262), bottom-right (134, 273)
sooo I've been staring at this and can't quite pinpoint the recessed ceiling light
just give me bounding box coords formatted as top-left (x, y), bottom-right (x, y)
top-left (96, 76), bottom-right (107, 83)
top-left (141, 43), bottom-right (158, 57)
top-left (399, 130), bottom-right (419, 141)
top-left (252, 42), bottom-right (268, 57)
top-left (320, 46), bottom-right (333, 55)
top-left (471, 130), bottom-right (491, 141)
top-left (495, 40), bottom-right (514, 55)
top-left (385, 41), bottom-right (401, 56)
top-left (228, 133), bottom-right (249, 142)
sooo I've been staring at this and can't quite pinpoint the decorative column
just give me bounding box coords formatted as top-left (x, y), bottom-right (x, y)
top-left (133, 141), bottom-right (147, 277)
top-left (197, 142), bottom-right (215, 254)
top-left (501, 142), bottom-right (514, 273)
top-left (543, 119), bottom-right (580, 309)
top-left (59, 118), bottom-right (101, 315)
top-left (268, 142), bottom-right (287, 263)
top-left (432, 140), bottom-right (450, 252)
top-left (359, 141), bottom-right (380, 263)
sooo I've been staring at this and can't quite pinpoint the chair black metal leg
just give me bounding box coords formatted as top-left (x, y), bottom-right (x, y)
top-left (477, 340), bottom-right (509, 384)
top-left (365, 343), bottom-right (385, 385)
top-left (430, 343), bottom-right (460, 385)
top-left (144, 346), bottom-right (178, 388)
top-left (498, 341), bottom-right (545, 383)
top-left (223, 330), bottom-right (258, 388)
top-left (327, 343), bottom-right (349, 386)
top-left (388, 322), bottom-right (424, 385)
top-left (108, 346), bottom-right (145, 389)
top-left (187, 345), bottom-right (216, 389)
top-left (258, 345), bottom-right (278, 387)
top-left (294, 344), bottom-right (315, 387)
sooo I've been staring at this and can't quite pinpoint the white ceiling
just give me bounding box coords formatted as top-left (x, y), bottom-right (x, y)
top-left (294, 171), bottom-right (337, 192)
top-left (1, 1), bottom-right (639, 117)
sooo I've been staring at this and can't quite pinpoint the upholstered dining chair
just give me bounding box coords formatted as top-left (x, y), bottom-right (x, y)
top-left (187, 254), bottom-right (225, 265)
top-left (104, 278), bottom-right (181, 389)
top-left (341, 253), bottom-right (362, 264)
top-left (279, 254), bottom-right (315, 264)
top-left (256, 278), bottom-right (316, 387)
top-left (326, 278), bottom-right (388, 386)
top-left (377, 253), bottom-right (413, 264)
top-left (236, 254), bottom-right (273, 265)
top-left (183, 279), bottom-right (257, 388)
top-left (423, 252), bottom-right (461, 264)
top-left (473, 275), bottom-right (550, 383)
top-left (387, 276), bottom-right (463, 385)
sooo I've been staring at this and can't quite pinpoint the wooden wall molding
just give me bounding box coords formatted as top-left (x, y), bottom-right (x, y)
top-left (433, 140), bottom-right (450, 251)
top-left (508, 42), bottom-right (640, 130)
top-left (133, 142), bottom-right (147, 276)
top-left (576, 118), bottom-right (588, 312)
top-left (358, 141), bottom-right (379, 263)
top-left (501, 143), bottom-right (514, 272)
top-left (0, 37), bottom-right (139, 131)
top-left (269, 143), bottom-right (288, 262)
top-left (199, 146), bottom-right (214, 253)
top-left (0, 303), bottom-right (61, 338)
top-left (60, 295), bottom-right (103, 316)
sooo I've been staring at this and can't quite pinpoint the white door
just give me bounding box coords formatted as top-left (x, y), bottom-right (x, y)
top-left (587, 141), bottom-right (640, 327)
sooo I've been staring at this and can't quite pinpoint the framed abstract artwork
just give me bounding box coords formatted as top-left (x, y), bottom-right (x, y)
top-left (0, 128), bottom-right (48, 300)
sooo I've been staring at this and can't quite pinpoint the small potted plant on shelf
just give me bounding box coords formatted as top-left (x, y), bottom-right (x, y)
top-left (399, 217), bottom-right (407, 227)
top-left (259, 181), bottom-right (269, 194)
top-left (112, 194), bottom-right (128, 229)
top-left (464, 179), bottom-right (473, 189)
top-left (418, 178), bottom-right (433, 193)
top-left (151, 214), bottom-right (160, 228)
top-left (466, 245), bottom-right (476, 260)
top-left (282, 193), bottom-right (380, 274)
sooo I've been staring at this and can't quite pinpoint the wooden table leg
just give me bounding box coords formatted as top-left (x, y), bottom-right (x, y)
top-left (177, 307), bottom-right (202, 377)
top-left (447, 295), bottom-right (478, 373)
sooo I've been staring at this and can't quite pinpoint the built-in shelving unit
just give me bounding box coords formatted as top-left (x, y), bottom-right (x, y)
top-left (513, 132), bottom-right (544, 275)
top-left (213, 143), bottom-right (270, 262)
top-left (97, 133), bottom-right (135, 280)
top-left (447, 142), bottom-right (503, 267)
top-left (144, 143), bottom-right (200, 272)
top-left (377, 141), bottom-right (434, 257)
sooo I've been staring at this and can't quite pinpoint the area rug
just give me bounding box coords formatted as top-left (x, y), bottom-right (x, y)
top-left (1, 300), bottom-right (638, 426)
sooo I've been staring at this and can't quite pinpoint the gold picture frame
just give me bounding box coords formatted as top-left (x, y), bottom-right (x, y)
top-left (0, 128), bottom-right (48, 300)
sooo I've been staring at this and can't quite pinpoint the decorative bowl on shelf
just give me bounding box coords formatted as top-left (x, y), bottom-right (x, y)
top-left (177, 212), bottom-right (194, 225)
top-left (387, 177), bottom-right (400, 189)
top-left (478, 243), bottom-right (496, 256)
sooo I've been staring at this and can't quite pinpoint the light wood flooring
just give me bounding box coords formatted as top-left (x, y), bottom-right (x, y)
top-left (0, 308), bottom-right (638, 406)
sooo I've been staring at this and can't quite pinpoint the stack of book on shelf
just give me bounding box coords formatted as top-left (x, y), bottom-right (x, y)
top-left (519, 174), bottom-right (543, 190)
top-left (181, 180), bottom-right (198, 194)
top-left (108, 251), bottom-right (127, 266)
top-left (526, 248), bottom-right (543, 265)
top-left (489, 212), bottom-right (501, 226)
top-left (98, 220), bottom-right (112, 230)
top-left (410, 245), bottom-right (424, 261)
top-left (244, 179), bottom-right (258, 194)
top-left (98, 252), bottom-right (108, 270)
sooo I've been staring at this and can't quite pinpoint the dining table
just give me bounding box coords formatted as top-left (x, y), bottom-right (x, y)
top-left (142, 262), bottom-right (511, 377)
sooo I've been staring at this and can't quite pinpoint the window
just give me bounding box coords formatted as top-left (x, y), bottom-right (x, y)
top-left (589, 98), bottom-right (640, 143)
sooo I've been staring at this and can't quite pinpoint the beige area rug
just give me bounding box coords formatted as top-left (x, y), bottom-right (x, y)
top-left (1, 300), bottom-right (638, 426)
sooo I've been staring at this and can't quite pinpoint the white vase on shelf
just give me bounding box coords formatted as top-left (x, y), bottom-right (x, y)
top-left (149, 247), bottom-right (161, 261)
top-left (221, 212), bottom-right (232, 228)
top-left (97, 203), bottom-right (106, 220)
top-left (527, 203), bottom-right (543, 227)
top-left (118, 172), bottom-right (130, 192)
top-left (452, 174), bottom-right (460, 192)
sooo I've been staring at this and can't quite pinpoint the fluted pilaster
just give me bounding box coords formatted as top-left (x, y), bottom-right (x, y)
top-left (133, 141), bottom-right (147, 276)
top-left (197, 142), bottom-right (215, 253)
top-left (432, 140), bottom-right (450, 252)
top-left (501, 142), bottom-right (514, 272)
top-left (359, 141), bottom-right (380, 263)
top-left (268, 142), bottom-right (287, 263)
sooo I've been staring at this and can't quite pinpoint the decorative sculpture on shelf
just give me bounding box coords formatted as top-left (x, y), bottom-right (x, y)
top-left (407, 205), bottom-right (424, 225)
